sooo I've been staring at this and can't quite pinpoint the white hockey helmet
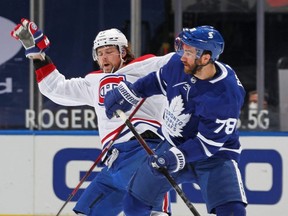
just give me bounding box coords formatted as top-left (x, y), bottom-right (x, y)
top-left (92, 28), bottom-right (128, 61)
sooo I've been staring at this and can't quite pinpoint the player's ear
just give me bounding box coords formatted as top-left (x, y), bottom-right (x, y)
top-left (202, 52), bottom-right (211, 64)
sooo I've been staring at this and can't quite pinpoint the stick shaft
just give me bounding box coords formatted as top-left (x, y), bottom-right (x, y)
top-left (116, 110), bottom-right (201, 216)
top-left (55, 99), bottom-right (146, 216)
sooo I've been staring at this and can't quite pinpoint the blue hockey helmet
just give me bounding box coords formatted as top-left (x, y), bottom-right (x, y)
top-left (175, 26), bottom-right (225, 61)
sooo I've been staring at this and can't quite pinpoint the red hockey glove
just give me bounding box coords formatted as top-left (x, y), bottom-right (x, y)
top-left (11, 18), bottom-right (50, 59)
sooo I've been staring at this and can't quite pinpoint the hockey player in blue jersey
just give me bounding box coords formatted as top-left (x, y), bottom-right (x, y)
top-left (104, 26), bottom-right (248, 215)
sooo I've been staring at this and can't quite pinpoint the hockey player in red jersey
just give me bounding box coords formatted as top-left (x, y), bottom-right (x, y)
top-left (11, 18), bottom-right (173, 216)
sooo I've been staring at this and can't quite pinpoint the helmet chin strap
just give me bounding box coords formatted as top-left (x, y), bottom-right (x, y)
top-left (109, 66), bottom-right (115, 73)
top-left (101, 63), bottom-right (115, 73)
top-left (109, 56), bottom-right (124, 73)
top-left (117, 46), bottom-right (126, 72)
top-left (99, 53), bottom-right (125, 73)
top-left (110, 52), bottom-right (125, 73)
top-left (118, 57), bottom-right (125, 71)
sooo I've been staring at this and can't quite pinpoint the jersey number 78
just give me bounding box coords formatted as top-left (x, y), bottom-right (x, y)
top-left (214, 118), bottom-right (238, 134)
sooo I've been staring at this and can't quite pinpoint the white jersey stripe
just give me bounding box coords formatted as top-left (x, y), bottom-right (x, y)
top-left (232, 160), bottom-right (248, 204)
top-left (197, 137), bottom-right (213, 157)
top-left (209, 61), bottom-right (228, 84)
top-left (197, 132), bottom-right (224, 147)
top-left (156, 69), bottom-right (167, 96)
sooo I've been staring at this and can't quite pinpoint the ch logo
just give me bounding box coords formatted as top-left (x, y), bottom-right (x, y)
top-left (98, 75), bottom-right (125, 105)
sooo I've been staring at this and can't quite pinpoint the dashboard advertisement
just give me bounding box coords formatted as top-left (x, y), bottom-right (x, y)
top-left (0, 133), bottom-right (287, 216)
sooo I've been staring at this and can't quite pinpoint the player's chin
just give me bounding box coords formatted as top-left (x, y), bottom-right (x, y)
top-left (102, 65), bottom-right (113, 73)
top-left (183, 67), bottom-right (193, 75)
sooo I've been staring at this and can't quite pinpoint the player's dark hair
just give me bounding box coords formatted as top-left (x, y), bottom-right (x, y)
top-left (123, 46), bottom-right (135, 65)
top-left (202, 50), bottom-right (212, 56)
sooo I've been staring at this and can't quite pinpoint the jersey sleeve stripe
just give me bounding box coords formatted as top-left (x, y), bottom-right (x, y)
top-left (35, 63), bottom-right (56, 83)
top-left (197, 137), bottom-right (213, 157)
top-left (219, 146), bottom-right (242, 154)
top-left (197, 132), bottom-right (224, 147)
top-left (101, 118), bottom-right (162, 148)
top-left (156, 69), bottom-right (167, 95)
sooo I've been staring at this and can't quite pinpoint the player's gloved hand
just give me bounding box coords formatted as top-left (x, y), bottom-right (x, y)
top-left (104, 81), bottom-right (141, 119)
top-left (11, 18), bottom-right (50, 59)
top-left (150, 146), bottom-right (186, 174)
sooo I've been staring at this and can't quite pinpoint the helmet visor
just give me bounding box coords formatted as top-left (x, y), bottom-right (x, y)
top-left (175, 37), bottom-right (203, 59)
top-left (174, 37), bottom-right (184, 56)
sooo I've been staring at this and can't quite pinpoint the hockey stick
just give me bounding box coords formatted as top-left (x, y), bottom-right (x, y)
top-left (55, 99), bottom-right (146, 216)
top-left (116, 110), bottom-right (201, 216)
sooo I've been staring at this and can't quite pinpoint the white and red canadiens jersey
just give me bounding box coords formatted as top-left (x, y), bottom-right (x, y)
top-left (35, 53), bottom-right (174, 149)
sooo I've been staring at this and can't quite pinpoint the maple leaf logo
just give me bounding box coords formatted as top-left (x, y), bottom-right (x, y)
top-left (163, 95), bottom-right (191, 137)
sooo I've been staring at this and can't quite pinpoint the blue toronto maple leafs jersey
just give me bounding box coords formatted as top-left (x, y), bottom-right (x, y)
top-left (133, 54), bottom-right (246, 163)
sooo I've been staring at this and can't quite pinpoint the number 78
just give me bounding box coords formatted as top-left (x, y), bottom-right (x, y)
top-left (214, 118), bottom-right (238, 134)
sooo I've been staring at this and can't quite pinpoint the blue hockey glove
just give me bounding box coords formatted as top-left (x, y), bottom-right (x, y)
top-left (104, 81), bottom-right (141, 119)
top-left (150, 146), bottom-right (186, 174)
top-left (11, 18), bottom-right (50, 59)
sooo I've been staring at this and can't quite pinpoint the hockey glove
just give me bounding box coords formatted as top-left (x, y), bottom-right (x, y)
top-left (104, 81), bottom-right (141, 119)
top-left (11, 18), bottom-right (50, 59)
top-left (150, 146), bottom-right (186, 174)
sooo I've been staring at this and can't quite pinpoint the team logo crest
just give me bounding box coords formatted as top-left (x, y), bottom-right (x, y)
top-left (163, 95), bottom-right (191, 137)
top-left (98, 75), bottom-right (125, 105)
